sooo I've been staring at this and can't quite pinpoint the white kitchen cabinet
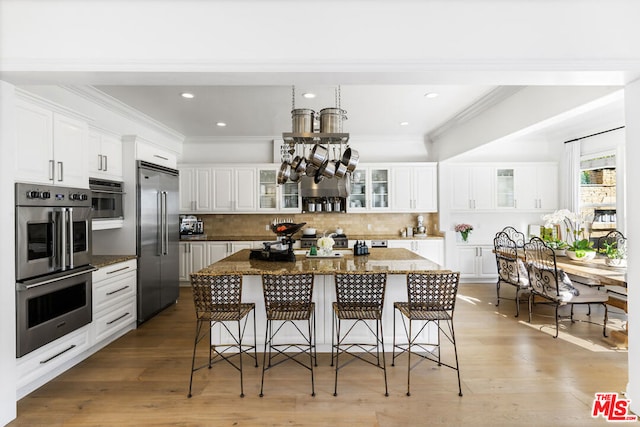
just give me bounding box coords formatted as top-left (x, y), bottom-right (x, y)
top-left (211, 167), bottom-right (257, 212)
top-left (388, 239), bottom-right (444, 265)
top-left (208, 241), bottom-right (253, 264)
top-left (514, 164), bottom-right (558, 210)
top-left (179, 167), bottom-right (212, 212)
top-left (449, 165), bottom-right (494, 211)
top-left (179, 241), bottom-right (208, 282)
top-left (91, 259), bottom-right (137, 346)
top-left (391, 163), bottom-right (437, 212)
top-left (134, 138), bottom-right (177, 169)
top-left (348, 168), bottom-right (369, 211)
top-left (455, 245), bottom-right (497, 282)
top-left (257, 166), bottom-right (301, 212)
top-left (88, 128), bottom-right (123, 180)
top-left (348, 165), bottom-right (391, 211)
top-left (15, 98), bottom-right (88, 188)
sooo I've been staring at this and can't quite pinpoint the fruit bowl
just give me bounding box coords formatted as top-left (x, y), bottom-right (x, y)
top-left (271, 222), bottom-right (306, 236)
top-left (566, 249), bottom-right (596, 261)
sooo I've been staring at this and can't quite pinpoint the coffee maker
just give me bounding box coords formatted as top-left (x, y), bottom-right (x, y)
top-left (415, 215), bottom-right (427, 237)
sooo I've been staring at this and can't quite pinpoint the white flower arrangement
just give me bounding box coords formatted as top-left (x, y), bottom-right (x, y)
top-left (317, 236), bottom-right (335, 250)
top-left (542, 209), bottom-right (592, 244)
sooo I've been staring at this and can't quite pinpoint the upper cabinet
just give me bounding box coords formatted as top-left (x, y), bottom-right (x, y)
top-left (391, 163), bottom-right (437, 212)
top-left (211, 167), bottom-right (257, 212)
top-left (179, 167), bottom-right (212, 212)
top-left (448, 163), bottom-right (557, 212)
top-left (88, 128), bottom-right (123, 181)
top-left (258, 167), bottom-right (300, 212)
top-left (131, 137), bottom-right (178, 169)
top-left (15, 97), bottom-right (88, 188)
top-left (348, 166), bottom-right (391, 211)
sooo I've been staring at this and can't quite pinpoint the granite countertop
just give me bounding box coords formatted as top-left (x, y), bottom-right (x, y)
top-left (91, 255), bottom-right (137, 269)
top-left (193, 248), bottom-right (447, 276)
top-left (180, 234), bottom-right (444, 242)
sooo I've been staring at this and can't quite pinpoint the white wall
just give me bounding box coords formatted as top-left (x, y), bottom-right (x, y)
top-left (624, 78), bottom-right (639, 414)
top-left (0, 81), bottom-right (17, 425)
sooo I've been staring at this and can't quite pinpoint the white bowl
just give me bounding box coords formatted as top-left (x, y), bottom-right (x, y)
top-left (303, 228), bottom-right (316, 236)
top-left (566, 249), bottom-right (596, 261)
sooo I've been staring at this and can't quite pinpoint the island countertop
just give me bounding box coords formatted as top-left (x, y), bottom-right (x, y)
top-left (193, 248), bottom-right (446, 276)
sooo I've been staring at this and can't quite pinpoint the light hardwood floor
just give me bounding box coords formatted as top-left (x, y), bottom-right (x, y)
top-left (9, 283), bottom-right (628, 426)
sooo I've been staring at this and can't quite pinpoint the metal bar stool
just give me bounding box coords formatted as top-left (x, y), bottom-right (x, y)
top-left (392, 271), bottom-right (463, 397)
top-left (332, 272), bottom-right (388, 397)
top-left (260, 272), bottom-right (316, 397)
top-left (188, 273), bottom-right (257, 398)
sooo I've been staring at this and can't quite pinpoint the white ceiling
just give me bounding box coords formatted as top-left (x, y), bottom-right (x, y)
top-left (94, 84), bottom-right (496, 139)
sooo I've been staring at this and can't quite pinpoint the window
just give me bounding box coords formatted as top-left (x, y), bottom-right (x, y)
top-left (579, 153), bottom-right (616, 239)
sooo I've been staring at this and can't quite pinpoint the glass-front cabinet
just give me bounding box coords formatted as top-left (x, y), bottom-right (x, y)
top-left (496, 168), bottom-right (515, 208)
top-left (370, 168), bottom-right (389, 210)
top-left (349, 168), bottom-right (368, 211)
top-left (280, 180), bottom-right (301, 211)
top-left (259, 169), bottom-right (278, 210)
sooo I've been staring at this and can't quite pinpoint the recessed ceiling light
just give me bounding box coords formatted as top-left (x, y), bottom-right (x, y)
top-left (216, 122), bottom-right (227, 127)
top-left (424, 92), bottom-right (439, 99)
top-left (302, 93), bottom-right (316, 99)
top-left (181, 92), bottom-right (195, 99)
top-left (400, 121), bottom-right (409, 126)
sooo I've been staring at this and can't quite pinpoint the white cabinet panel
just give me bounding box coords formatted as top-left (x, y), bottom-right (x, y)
top-left (136, 140), bottom-right (177, 169)
top-left (89, 128), bottom-right (123, 180)
top-left (235, 168), bottom-right (257, 211)
top-left (387, 239), bottom-right (444, 265)
top-left (391, 164), bottom-right (437, 212)
top-left (515, 164), bottom-right (558, 210)
top-left (449, 165), bottom-right (495, 210)
top-left (15, 98), bottom-right (88, 187)
top-left (212, 168), bottom-right (234, 211)
top-left (456, 245), bottom-right (497, 282)
top-left (179, 167), bottom-right (212, 212)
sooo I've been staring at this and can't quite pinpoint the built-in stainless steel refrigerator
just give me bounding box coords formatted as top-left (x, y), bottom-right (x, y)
top-left (137, 161), bottom-right (180, 323)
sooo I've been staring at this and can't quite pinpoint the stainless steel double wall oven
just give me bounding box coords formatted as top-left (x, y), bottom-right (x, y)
top-left (15, 182), bottom-right (95, 357)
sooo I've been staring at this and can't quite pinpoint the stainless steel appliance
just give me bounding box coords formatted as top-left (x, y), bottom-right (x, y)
top-left (137, 161), bottom-right (180, 323)
top-left (15, 182), bottom-right (95, 357)
top-left (89, 178), bottom-right (124, 219)
top-left (299, 233), bottom-right (349, 249)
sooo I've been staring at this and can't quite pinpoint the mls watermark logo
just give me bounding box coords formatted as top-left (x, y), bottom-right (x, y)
top-left (592, 392), bottom-right (638, 422)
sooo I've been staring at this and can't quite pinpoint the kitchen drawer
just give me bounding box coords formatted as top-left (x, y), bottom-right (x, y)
top-left (93, 271), bottom-right (136, 314)
top-left (93, 259), bottom-right (137, 283)
top-left (93, 299), bottom-right (136, 344)
top-left (17, 326), bottom-right (91, 390)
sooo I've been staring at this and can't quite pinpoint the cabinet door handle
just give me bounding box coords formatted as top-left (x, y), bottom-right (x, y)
top-left (106, 285), bottom-right (130, 296)
top-left (153, 154), bottom-right (169, 161)
top-left (40, 344), bottom-right (76, 364)
top-left (57, 161), bottom-right (64, 182)
top-left (107, 312), bottom-right (130, 325)
top-left (106, 266), bottom-right (130, 275)
top-left (98, 154), bottom-right (103, 171)
top-left (104, 155), bottom-right (108, 172)
top-left (49, 160), bottom-right (55, 181)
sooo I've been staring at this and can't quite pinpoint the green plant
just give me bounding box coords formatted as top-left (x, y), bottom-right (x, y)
top-left (567, 238), bottom-right (595, 258)
top-left (543, 236), bottom-right (568, 250)
top-left (601, 241), bottom-right (625, 259)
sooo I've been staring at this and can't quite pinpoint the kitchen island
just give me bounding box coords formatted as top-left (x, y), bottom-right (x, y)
top-left (192, 248), bottom-right (448, 351)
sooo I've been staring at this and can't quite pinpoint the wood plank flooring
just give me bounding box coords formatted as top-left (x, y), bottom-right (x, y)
top-left (9, 283), bottom-right (628, 426)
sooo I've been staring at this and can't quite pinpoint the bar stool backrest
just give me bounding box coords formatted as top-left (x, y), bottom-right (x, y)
top-left (190, 273), bottom-right (243, 317)
top-left (406, 272), bottom-right (460, 312)
top-left (262, 273), bottom-right (314, 315)
top-left (334, 272), bottom-right (387, 310)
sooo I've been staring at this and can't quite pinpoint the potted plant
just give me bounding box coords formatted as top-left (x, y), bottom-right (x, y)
top-left (566, 238), bottom-right (596, 261)
top-left (543, 236), bottom-right (569, 256)
top-left (601, 241), bottom-right (627, 267)
top-left (455, 223), bottom-right (473, 242)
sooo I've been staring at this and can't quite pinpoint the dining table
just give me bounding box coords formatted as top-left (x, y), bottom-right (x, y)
top-left (554, 256), bottom-right (628, 348)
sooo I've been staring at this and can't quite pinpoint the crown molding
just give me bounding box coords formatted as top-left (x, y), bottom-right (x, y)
top-left (59, 85), bottom-right (185, 143)
top-left (428, 86), bottom-right (525, 141)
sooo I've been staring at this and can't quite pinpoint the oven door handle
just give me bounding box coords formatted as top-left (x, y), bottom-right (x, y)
top-left (16, 266), bottom-right (98, 290)
top-left (68, 207), bottom-right (74, 270)
top-left (60, 207), bottom-right (67, 271)
top-left (90, 189), bottom-right (126, 195)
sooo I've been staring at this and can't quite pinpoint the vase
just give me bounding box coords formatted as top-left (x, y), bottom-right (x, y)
top-left (319, 247), bottom-right (333, 257)
top-left (605, 258), bottom-right (627, 268)
top-left (460, 231), bottom-right (470, 242)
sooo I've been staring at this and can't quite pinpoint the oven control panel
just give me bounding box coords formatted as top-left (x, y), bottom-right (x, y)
top-left (16, 183), bottom-right (91, 207)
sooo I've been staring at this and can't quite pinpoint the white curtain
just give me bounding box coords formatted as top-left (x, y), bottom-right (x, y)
top-left (562, 141), bottom-right (581, 212)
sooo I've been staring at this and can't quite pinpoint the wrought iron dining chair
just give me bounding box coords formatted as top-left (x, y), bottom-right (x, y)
top-left (499, 226), bottom-right (526, 247)
top-left (188, 273), bottom-right (258, 398)
top-left (260, 272), bottom-right (316, 397)
top-left (523, 237), bottom-right (609, 338)
top-left (332, 272), bottom-right (388, 397)
top-left (494, 231), bottom-right (530, 317)
top-left (392, 271), bottom-right (463, 397)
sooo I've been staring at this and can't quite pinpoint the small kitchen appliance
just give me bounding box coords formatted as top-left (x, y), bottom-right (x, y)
top-left (415, 215), bottom-right (427, 237)
top-left (250, 222), bottom-right (306, 262)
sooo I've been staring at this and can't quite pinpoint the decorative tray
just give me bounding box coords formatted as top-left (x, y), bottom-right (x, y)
top-left (305, 252), bottom-right (344, 258)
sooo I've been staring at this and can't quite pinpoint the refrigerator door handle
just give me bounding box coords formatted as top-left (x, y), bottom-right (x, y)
top-left (162, 191), bottom-right (169, 255)
top-left (157, 192), bottom-right (163, 256)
